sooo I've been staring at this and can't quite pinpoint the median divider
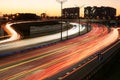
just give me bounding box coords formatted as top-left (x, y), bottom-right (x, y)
top-left (0, 39), bottom-right (62, 57)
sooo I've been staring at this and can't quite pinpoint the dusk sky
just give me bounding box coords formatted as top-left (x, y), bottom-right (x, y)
top-left (0, 0), bottom-right (120, 16)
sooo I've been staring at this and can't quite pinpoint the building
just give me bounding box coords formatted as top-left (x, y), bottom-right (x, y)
top-left (14, 13), bottom-right (40, 20)
top-left (3, 13), bottom-right (40, 20)
top-left (62, 7), bottom-right (79, 19)
top-left (116, 15), bottom-right (120, 20)
top-left (84, 6), bottom-right (116, 19)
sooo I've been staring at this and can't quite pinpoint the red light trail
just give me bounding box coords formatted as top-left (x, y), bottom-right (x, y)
top-left (0, 24), bottom-right (119, 80)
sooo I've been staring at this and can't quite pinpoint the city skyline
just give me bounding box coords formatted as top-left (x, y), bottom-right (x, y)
top-left (0, 0), bottom-right (120, 16)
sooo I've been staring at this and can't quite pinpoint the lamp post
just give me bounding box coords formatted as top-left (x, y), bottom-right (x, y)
top-left (87, 18), bottom-right (89, 32)
top-left (56, 0), bottom-right (67, 41)
top-left (66, 21), bottom-right (69, 39)
top-left (75, 4), bottom-right (85, 35)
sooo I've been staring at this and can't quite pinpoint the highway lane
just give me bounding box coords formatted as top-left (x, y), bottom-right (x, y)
top-left (0, 24), bottom-right (99, 66)
top-left (24, 26), bottom-right (118, 80)
top-left (0, 24), bottom-right (118, 80)
top-left (0, 24), bottom-right (104, 66)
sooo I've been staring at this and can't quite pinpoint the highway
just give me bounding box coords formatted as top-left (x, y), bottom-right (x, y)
top-left (0, 24), bottom-right (119, 80)
top-left (0, 21), bottom-right (85, 44)
top-left (0, 22), bottom-right (85, 55)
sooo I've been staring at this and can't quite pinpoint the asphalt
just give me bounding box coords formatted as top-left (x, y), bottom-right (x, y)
top-left (0, 23), bottom-right (91, 56)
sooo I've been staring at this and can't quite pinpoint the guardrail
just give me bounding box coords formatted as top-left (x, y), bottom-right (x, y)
top-left (60, 40), bottom-right (120, 80)
top-left (0, 39), bottom-right (59, 57)
top-left (0, 35), bottom-right (77, 57)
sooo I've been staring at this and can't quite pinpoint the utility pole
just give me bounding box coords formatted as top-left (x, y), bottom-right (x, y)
top-left (74, 4), bottom-right (85, 35)
top-left (56, 0), bottom-right (67, 40)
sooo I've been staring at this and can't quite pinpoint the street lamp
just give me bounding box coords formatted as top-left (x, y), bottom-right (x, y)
top-left (74, 4), bottom-right (85, 35)
top-left (66, 21), bottom-right (69, 39)
top-left (56, 0), bottom-right (67, 40)
top-left (86, 19), bottom-right (89, 32)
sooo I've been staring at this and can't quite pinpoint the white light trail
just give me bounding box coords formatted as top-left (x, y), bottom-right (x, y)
top-left (0, 23), bottom-right (21, 44)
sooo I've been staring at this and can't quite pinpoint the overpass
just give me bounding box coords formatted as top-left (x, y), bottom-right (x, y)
top-left (12, 20), bottom-right (59, 38)
top-left (0, 21), bottom-right (87, 55)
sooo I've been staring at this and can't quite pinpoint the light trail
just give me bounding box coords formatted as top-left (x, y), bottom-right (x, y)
top-left (0, 23), bottom-right (94, 67)
top-left (23, 27), bottom-right (118, 80)
top-left (0, 35), bottom-right (11, 39)
top-left (0, 21), bottom-right (85, 45)
top-left (0, 24), bottom-right (118, 80)
top-left (0, 22), bottom-right (85, 51)
top-left (0, 23), bottom-right (21, 44)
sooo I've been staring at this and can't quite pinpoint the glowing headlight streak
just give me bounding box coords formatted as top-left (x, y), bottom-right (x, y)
top-left (0, 23), bottom-right (21, 44)
top-left (23, 28), bottom-right (119, 80)
top-left (0, 24), bottom-right (112, 80)
top-left (0, 22), bottom-right (84, 45)
top-left (1, 24), bottom-right (118, 80)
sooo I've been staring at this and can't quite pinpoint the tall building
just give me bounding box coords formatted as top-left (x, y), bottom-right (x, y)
top-left (62, 7), bottom-right (79, 19)
top-left (84, 6), bottom-right (116, 19)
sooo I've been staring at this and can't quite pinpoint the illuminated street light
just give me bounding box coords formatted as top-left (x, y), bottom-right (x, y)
top-left (74, 4), bottom-right (85, 35)
top-left (56, 0), bottom-right (67, 40)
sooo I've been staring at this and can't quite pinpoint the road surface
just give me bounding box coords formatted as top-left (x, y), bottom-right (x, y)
top-left (0, 22), bottom-right (86, 55)
top-left (0, 21), bottom-right (85, 44)
top-left (0, 24), bottom-right (118, 80)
